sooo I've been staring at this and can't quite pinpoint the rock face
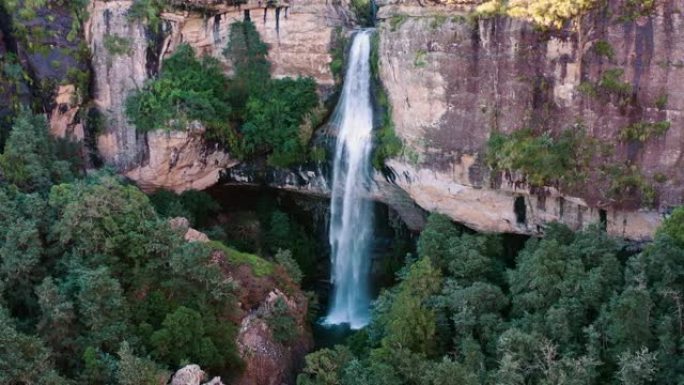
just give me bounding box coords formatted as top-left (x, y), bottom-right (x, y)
top-left (374, 0), bottom-right (684, 240)
top-left (161, 0), bottom-right (355, 93)
top-left (234, 289), bottom-right (312, 385)
top-left (170, 364), bottom-right (225, 385)
top-left (125, 122), bottom-right (239, 192)
top-left (86, 0), bottom-right (149, 169)
top-left (83, 0), bottom-right (354, 192)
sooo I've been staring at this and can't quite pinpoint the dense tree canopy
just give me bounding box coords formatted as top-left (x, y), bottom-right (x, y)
top-left (299, 212), bottom-right (684, 385)
top-left (0, 110), bottom-right (298, 383)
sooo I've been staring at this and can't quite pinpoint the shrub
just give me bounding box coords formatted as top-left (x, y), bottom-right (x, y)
top-left (599, 68), bottom-right (632, 99)
top-left (125, 44), bottom-right (234, 141)
top-left (389, 14), bottom-right (408, 31)
top-left (266, 297), bottom-right (298, 344)
top-left (593, 40), bottom-right (614, 60)
top-left (127, 0), bottom-right (165, 32)
top-left (619, 120), bottom-right (670, 142)
top-left (103, 35), bottom-right (132, 56)
top-left (476, 0), bottom-right (599, 29)
top-left (604, 163), bottom-right (657, 207)
top-left (655, 93), bottom-right (668, 110)
top-left (485, 127), bottom-right (594, 188)
top-left (275, 249), bottom-right (303, 285)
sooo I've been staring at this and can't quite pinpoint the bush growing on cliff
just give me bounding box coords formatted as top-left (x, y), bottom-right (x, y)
top-left (125, 44), bottom-right (234, 140)
top-left (485, 127), bottom-right (594, 188)
top-left (126, 22), bottom-right (321, 167)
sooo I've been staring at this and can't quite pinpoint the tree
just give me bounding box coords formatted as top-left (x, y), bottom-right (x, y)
top-left (0, 307), bottom-right (69, 385)
top-left (477, 0), bottom-right (599, 29)
top-left (117, 341), bottom-right (170, 385)
top-left (0, 109), bottom-right (72, 191)
top-left (297, 346), bottom-right (353, 385)
top-left (125, 44), bottom-right (233, 141)
top-left (49, 174), bottom-right (178, 281)
top-left (150, 306), bottom-right (222, 369)
top-left (375, 257), bottom-right (443, 356)
top-left (616, 348), bottom-right (657, 385)
top-left (75, 267), bottom-right (130, 351)
top-left (275, 249), bottom-right (303, 285)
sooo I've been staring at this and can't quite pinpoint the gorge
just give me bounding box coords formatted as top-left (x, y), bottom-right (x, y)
top-left (0, 0), bottom-right (683, 384)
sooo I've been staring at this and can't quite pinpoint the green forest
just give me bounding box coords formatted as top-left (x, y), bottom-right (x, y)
top-left (0, 109), bottom-right (310, 384)
top-left (0, 0), bottom-right (682, 384)
top-left (297, 213), bottom-right (684, 385)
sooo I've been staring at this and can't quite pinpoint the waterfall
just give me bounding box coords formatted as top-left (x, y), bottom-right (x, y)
top-left (324, 29), bottom-right (375, 329)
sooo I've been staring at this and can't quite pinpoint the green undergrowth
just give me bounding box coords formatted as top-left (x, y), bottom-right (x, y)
top-left (208, 240), bottom-right (275, 277)
top-left (329, 27), bottom-right (348, 85)
top-left (578, 68), bottom-right (632, 106)
top-left (486, 125), bottom-right (661, 207)
top-left (619, 120), bottom-right (670, 142)
top-left (485, 127), bottom-right (595, 188)
top-left (603, 162), bottom-right (657, 207)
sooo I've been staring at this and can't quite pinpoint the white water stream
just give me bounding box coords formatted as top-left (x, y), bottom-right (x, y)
top-left (323, 30), bottom-right (375, 329)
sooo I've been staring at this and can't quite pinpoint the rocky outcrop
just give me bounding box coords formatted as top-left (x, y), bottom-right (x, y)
top-left (374, 0), bottom-right (683, 240)
top-left (171, 365), bottom-right (224, 385)
top-left (170, 220), bottom-right (313, 385)
top-left (49, 85), bottom-right (84, 140)
top-left (234, 289), bottom-right (312, 385)
top-left (125, 122), bottom-right (238, 192)
top-left (82, 0), bottom-right (354, 192)
top-left (221, 162), bottom-right (429, 230)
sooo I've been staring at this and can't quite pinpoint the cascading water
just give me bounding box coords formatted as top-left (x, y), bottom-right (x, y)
top-left (323, 29), bottom-right (375, 330)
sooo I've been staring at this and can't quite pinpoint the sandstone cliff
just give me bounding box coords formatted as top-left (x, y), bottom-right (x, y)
top-left (3, 0), bottom-right (681, 241)
top-left (85, 0), bottom-right (354, 192)
top-left (374, 0), bottom-right (683, 240)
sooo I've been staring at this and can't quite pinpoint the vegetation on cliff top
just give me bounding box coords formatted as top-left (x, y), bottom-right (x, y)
top-left (125, 21), bottom-right (320, 168)
top-left (476, 0), bottom-right (599, 28)
top-left (298, 213), bottom-right (684, 385)
top-left (476, 0), bottom-right (657, 28)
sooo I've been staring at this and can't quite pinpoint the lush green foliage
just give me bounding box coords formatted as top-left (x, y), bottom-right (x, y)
top-left (149, 188), bottom-right (220, 228)
top-left (350, 0), bottom-right (374, 27)
top-left (594, 40), bottom-right (615, 60)
top-left (127, 0), bottom-right (166, 32)
top-left (241, 77), bottom-right (319, 166)
top-left (0, 109), bottom-right (74, 191)
top-left (619, 120), bottom-right (670, 142)
top-left (125, 44), bottom-right (234, 137)
top-left (485, 127), bottom-right (595, 187)
top-left (0, 111), bottom-right (252, 383)
top-left (299, 213), bottom-right (684, 385)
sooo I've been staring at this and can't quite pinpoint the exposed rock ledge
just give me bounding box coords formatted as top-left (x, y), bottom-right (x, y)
top-left (385, 159), bottom-right (662, 241)
top-left (125, 123), bottom-right (239, 193)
